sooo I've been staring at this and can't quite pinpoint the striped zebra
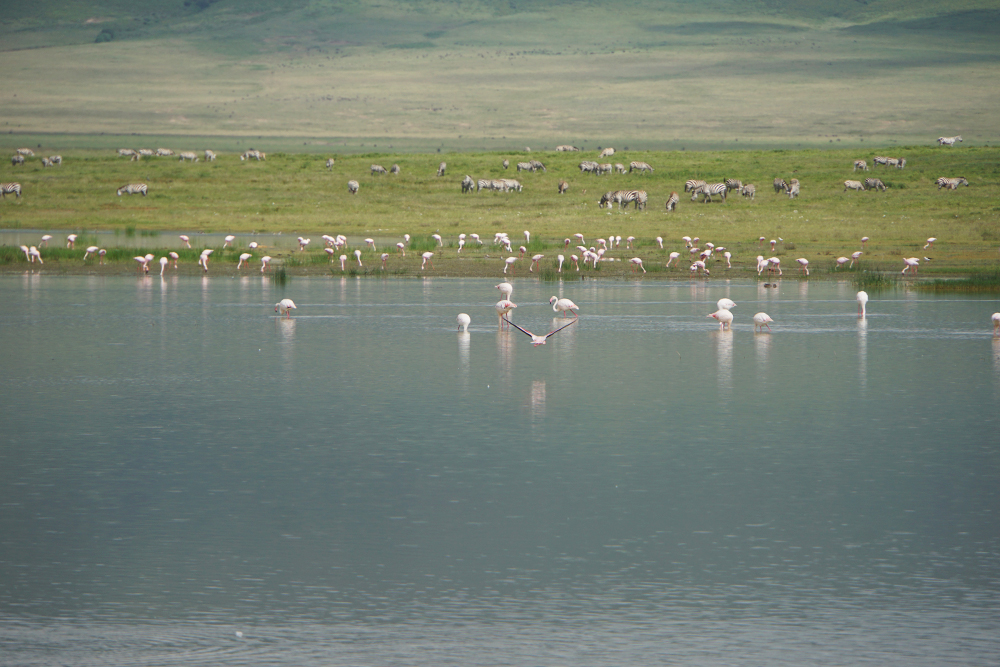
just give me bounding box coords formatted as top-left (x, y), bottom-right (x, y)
top-left (156, 148), bottom-right (175, 156)
top-left (665, 191), bottom-right (679, 211)
top-left (598, 163), bottom-right (613, 175)
top-left (390, 164), bottom-right (400, 174)
top-left (516, 162), bottom-right (534, 172)
top-left (477, 178), bottom-right (492, 192)
top-left (697, 183), bottom-right (728, 203)
top-left (371, 164), bottom-right (387, 174)
top-left (1, 182), bottom-right (22, 198)
top-left (844, 180), bottom-right (866, 192)
top-left (787, 179), bottom-right (800, 198)
top-left (347, 180), bottom-right (359, 194)
top-left (41, 157), bottom-right (53, 167)
top-left (558, 180), bottom-right (569, 194)
top-left (501, 179), bottom-right (523, 192)
top-left (598, 147), bottom-right (615, 158)
top-left (773, 177), bottom-right (787, 193)
top-left (16, 148), bottom-right (35, 157)
top-left (462, 175), bottom-right (475, 193)
top-left (740, 184), bottom-right (756, 200)
top-left (530, 160), bottom-right (546, 172)
top-left (204, 150), bottom-right (216, 161)
top-left (11, 155), bottom-right (24, 166)
top-left (46, 155), bottom-right (61, 165)
top-left (601, 189), bottom-right (646, 210)
top-left (725, 178), bottom-right (742, 192)
top-left (117, 183), bottom-right (147, 196)
top-left (853, 159), bottom-right (868, 171)
top-left (179, 152), bottom-right (199, 162)
top-left (326, 158), bottom-right (335, 169)
top-left (873, 155), bottom-right (904, 168)
top-left (864, 178), bottom-right (886, 191)
top-left (579, 160), bottom-right (599, 174)
top-left (613, 163), bottom-right (625, 174)
top-left (556, 145), bottom-right (580, 152)
top-left (437, 162), bottom-right (446, 177)
top-left (937, 136), bottom-right (962, 146)
top-left (685, 179), bottom-right (707, 194)
top-left (936, 177), bottom-right (969, 190)
top-left (118, 148), bottom-right (137, 157)
top-left (240, 150), bottom-right (264, 161)
top-left (629, 161), bottom-right (654, 174)
top-left (138, 149), bottom-right (154, 157)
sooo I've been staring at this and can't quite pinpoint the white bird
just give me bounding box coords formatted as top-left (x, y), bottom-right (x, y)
top-left (325, 247), bottom-right (335, 261)
top-left (432, 233), bottom-right (443, 247)
top-left (159, 256), bottom-right (169, 275)
top-left (550, 296), bottom-right (579, 317)
top-left (339, 254), bottom-right (347, 271)
top-left (470, 233), bottom-right (482, 245)
top-left (421, 251), bottom-right (434, 270)
top-left (857, 291), bottom-right (869, 317)
top-left (723, 251), bottom-right (732, 269)
top-left (169, 251), bottom-right (179, 268)
top-left (457, 239), bottom-right (465, 252)
top-left (717, 298), bottom-right (736, 311)
top-left (768, 257), bottom-right (782, 275)
top-left (179, 235), bottom-right (192, 248)
top-left (396, 242), bottom-right (406, 256)
top-left (524, 230), bottom-right (531, 243)
top-left (758, 236), bottom-right (766, 248)
top-left (993, 312), bottom-right (1000, 335)
top-left (28, 246), bottom-right (43, 264)
top-left (850, 251), bottom-right (863, 268)
top-left (249, 242), bottom-right (259, 250)
top-left (365, 238), bottom-right (376, 250)
top-left (630, 257), bottom-right (646, 273)
top-left (835, 257), bottom-right (849, 269)
top-left (519, 246), bottom-right (527, 258)
top-left (861, 236), bottom-right (869, 249)
top-left (66, 234), bottom-right (77, 249)
top-left (495, 299), bottom-right (517, 328)
top-left (753, 312), bottom-right (773, 332)
top-left (354, 249), bottom-right (362, 266)
top-left (770, 239), bottom-right (777, 251)
top-left (199, 249), bottom-right (213, 272)
top-left (83, 246), bottom-right (99, 260)
top-left (223, 235), bottom-right (235, 248)
top-left (756, 256), bottom-right (768, 275)
top-left (503, 316), bottom-right (577, 346)
top-left (924, 237), bottom-right (937, 250)
top-left (457, 313), bottom-right (471, 332)
top-left (20, 245), bottom-right (30, 261)
top-left (98, 249), bottom-right (106, 265)
top-left (40, 234), bottom-right (52, 247)
top-left (656, 236), bottom-right (664, 249)
top-left (404, 234), bottom-right (411, 244)
top-left (666, 251), bottom-right (680, 268)
top-left (380, 253), bottom-right (388, 269)
top-left (682, 236), bottom-right (692, 248)
top-left (557, 254), bottom-right (565, 272)
top-left (237, 252), bottom-right (252, 269)
top-left (707, 309), bottom-right (733, 330)
top-left (530, 254), bottom-right (544, 272)
top-left (571, 254), bottom-right (579, 271)
top-left (260, 256), bottom-right (271, 273)
top-left (275, 298), bottom-right (296, 318)
top-left (496, 281), bottom-right (513, 299)
top-left (796, 258), bottom-right (809, 275)
top-left (298, 237), bottom-right (310, 251)
top-left (902, 257), bottom-right (920, 274)
top-left (504, 257), bottom-right (517, 274)
top-left (626, 236), bottom-right (635, 249)
top-left (134, 255), bottom-right (149, 273)
top-left (574, 233), bottom-right (585, 245)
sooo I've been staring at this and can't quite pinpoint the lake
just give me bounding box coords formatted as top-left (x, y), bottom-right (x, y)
top-left (1, 275), bottom-right (998, 666)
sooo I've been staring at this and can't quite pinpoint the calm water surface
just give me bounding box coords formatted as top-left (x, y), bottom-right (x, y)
top-left (2, 275), bottom-right (999, 666)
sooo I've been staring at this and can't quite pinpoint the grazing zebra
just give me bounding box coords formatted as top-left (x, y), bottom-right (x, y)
top-left (873, 155), bottom-right (903, 168)
top-left (598, 163), bottom-right (613, 175)
top-left (41, 158), bottom-right (52, 167)
top-left (864, 178), bottom-right (886, 191)
top-left (684, 179), bottom-right (707, 194)
top-left (936, 177), bottom-right (969, 190)
top-left (614, 163), bottom-right (626, 174)
top-left (156, 148), bottom-right (174, 156)
top-left (16, 148), bottom-right (35, 157)
top-left (773, 177), bottom-right (788, 193)
top-left (579, 160), bottom-right (599, 174)
top-left (598, 147), bottom-right (615, 158)
top-left (725, 178), bottom-right (742, 192)
top-left (787, 178), bottom-right (800, 198)
top-left (665, 191), bottom-right (679, 211)
top-left (204, 150), bottom-right (216, 161)
top-left (601, 189), bottom-right (646, 210)
top-left (1, 182), bottom-right (22, 198)
top-left (11, 155), bottom-right (24, 166)
top-left (437, 162), bottom-right (446, 177)
top-left (117, 183), bottom-right (148, 196)
top-left (347, 180), bottom-right (359, 194)
top-left (326, 158), bottom-right (335, 169)
top-left (557, 145), bottom-right (580, 152)
top-left (937, 136), bottom-right (963, 146)
top-left (371, 164), bottom-right (387, 174)
top-left (853, 159), bottom-right (868, 171)
top-left (740, 184), bottom-right (756, 200)
top-left (530, 160), bottom-right (546, 172)
top-left (138, 149), bottom-right (154, 157)
top-left (501, 179), bottom-right (523, 192)
top-left (462, 175), bottom-right (475, 193)
top-left (118, 148), bottom-right (137, 157)
top-left (477, 178), bottom-right (492, 192)
top-left (502, 159), bottom-right (509, 169)
top-left (558, 180), bottom-right (569, 194)
top-left (240, 150), bottom-right (264, 161)
top-left (179, 152), bottom-right (199, 162)
top-left (696, 183), bottom-right (728, 203)
top-left (390, 164), bottom-right (400, 174)
top-left (629, 161), bottom-right (654, 174)
top-left (844, 180), bottom-right (866, 192)
top-left (516, 162), bottom-right (533, 172)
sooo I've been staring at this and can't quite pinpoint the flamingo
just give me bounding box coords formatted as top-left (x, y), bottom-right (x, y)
top-left (99, 249), bottom-right (107, 265)
top-left (626, 236), bottom-right (635, 249)
top-left (574, 233), bottom-right (585, 246)
top-left (902, 257), bottom-right (920, 274)
top-left (924, 237), bottom-right (936, 250)
top-left (40, 234), bottom-right (52, 247)
top-left (83, 246), bottom-right (99, 260)
top-left (630, 257), bottom-right (646, 273)
top-left (796, 258), bottom-right (809, 275)
top-left (564, 238), bottom-right (571, 249)
top-left (339, 254), bottom-right (347, 271)
top-left (861, 236), bottom-right (869, 250)
top-left (134, 255), bottom-right (149, 273)
top-left (597, 238), bottom-right (607, 250)
top-left (404, 234), bottom-right (411, 244)
top-left (503, 316), bottom-right (577, 346)
top-left (557, 254), bottom-right (565, 272)
top-left (180, 235), bottom-right (192, 249)
top-left (756, 255), bottom-right (767, 275)
top-left (159, 256), bottom-right (168, 275)
top-left (365, 238), bottom-right (376, 250)
top-left (753, 312), bottom-right (774, 332)
top-left (354, 249), bottom-right (363, 267)
top-left (275, 298), bottom-right (296, 318)
top-left (66, 234), bottom-right (77, 249)
top-left (530, 254), bottom-right (544, 272)
top-left (20, 245), bottom-right (30, 261)
top-left (768, 257), bottom-right (782, 275)
top-left (691, 260), bottom-right (709, 275)
top-left (656, 236), bottom-right (664, 249)
top-left (571, 254), bottom-right (579, 271)
top-left (835, 257), bottom-right (849, 270)
top-left (28, 246), bottom-right (43, 264)
top-left (298, 237), bottom-right (310, 251)
top-left (666, 251), bottom-right (680, 268)
top-left (993, 312), bottom-right (1000, 335)
top-left (707, 309), bottom-right (733, 330)
top-left (381, 253), bottom-right (389, 269)
top-left (519, 246), bottom-right (527, 258)
top-left (495, 300), bottom-right (517, 328)
top-left (237, 252), bottom-right (252, 269)
top-left (457, 239), bottom-right (465, 253)
top-left (325, 247), bottom-right (335, 261)
top-left (770, 239), bottom-right (777, 251)
top-left (705, 242), bottom-right (715, 250)
top-left (504, 257), bottom-right (516, 275)
top-left (432, 233), bottom-right (443, 247)
top-left (717, 298), bottom-right (736, 311)
top-left (471, 233), bottom-right (482, 245)
top-left (396, 242), bottom-right (406, 256)
top-left (550, 296), bottom-right (579, 317)
top-left (260, 256), bottom-right (271, 273)
top-left (169, 251), bottom-right (179, 268)
top-left (223, 235), bottom-right (235, 248)
top-left (249, 242), bottom-right (259, 250)
top-left (199, 249), bottom-right (213, 272)
top-left (758, 236), bottom-right (766, 248)
top-left (524, 230), bottom-right (531, 243)
top-left (857, 291), bottom-right (869, 317)
top-left (723, 251), bottom-right (732, 269)
top-left (496, 282), bottom-right (513, 300)
top-left (682, 236), bottom-right (692, 248)
top-left (421, 252), bottom-right (434, 270)
top-left (850, 251), bottom-right (862, 268)
top-left (457, 313), bottom-right (471, 332)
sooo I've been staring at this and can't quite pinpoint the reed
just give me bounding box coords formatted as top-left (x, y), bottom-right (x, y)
top-left (852, 268), bottom-right (899, 292)
top-left (914, 269), bottom-right (1000, 292)
top-left (270, 266), bottom-right (288, 286)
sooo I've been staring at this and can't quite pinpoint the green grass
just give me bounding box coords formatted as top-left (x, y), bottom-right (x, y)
top-left (914, 268), bottom-right (1000, 292)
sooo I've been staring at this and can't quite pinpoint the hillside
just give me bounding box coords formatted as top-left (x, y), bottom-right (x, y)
top-left (1, 1), bottom-right (999, 149)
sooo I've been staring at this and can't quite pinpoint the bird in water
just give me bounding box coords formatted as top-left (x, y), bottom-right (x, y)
top-left (993, 312), bottom-right (1000, 336)
top-left (857, 291), bottom-right (869, 318)
top-left (707, 309), bottom-right (734, 330)
top-left (496, 282), bottom-right (513, 300)
top-left (717, 298), bottom-right (736, 311)
top-left (275, 299), bottom-right (296, 318)
top-left (495, 300), bottom-right (517, 328)
top-left (753, 312), bottom-right (774, 332)
top-left (457, 313), bottom-right (471, 332)
top-left (503, 317), bottom-right (577, 346)
top-left (549, 296), bottom-right (579, 317)
top-left (237, 253), bottom-right (252, 269)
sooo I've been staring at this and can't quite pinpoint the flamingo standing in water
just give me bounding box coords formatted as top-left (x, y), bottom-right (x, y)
top-left (28, 246), bottom-right (43, 264)
top-left (134, 255), bottom-right (149, 273)
top-left (503, 317), bottom-right (577, 346)
top-left (260, 256), bottom-right (271, 273)
top-left (723, 251), bottom-right (732, 269)
top-left (550, 296), bottom-right (579, 317)
top-left (993, 312), bottom-right (1000, 335)
top-left (159, 257), bottom-right (169, 275)
top-left (717, 298), bottom-right (736, 311)
top-left (857, 291), bottom-right (869, 317)
top-left (707, 309), bottom-right (733, 330)
top-left (495, 300), bottom-right (517, 328)
top-left (339, 255), bottom-right (347, 271)
top-left (237, 253), bottom-right (252, 269)
top-left (354, 249), bottom-right (363, 267)
top-left (457, 313), bottom-right (471, 332)
top-left (753, 312), bottom-right (774, 332)
top-left (496, 282), bottom-right (513, 300)
top-left (199, 249), bottom-right (213, 272)
top-left (421, 252), bottom-right (434, 270)
top-left (557, 255), bottom-right (565, 272)
top-left (180, 235), bottom-right (192, 249)
top-left (275, 299), bottom-right (296, 318)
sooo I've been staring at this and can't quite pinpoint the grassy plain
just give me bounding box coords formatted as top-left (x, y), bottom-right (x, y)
top-left (1, 144), bottom-right (997, 281)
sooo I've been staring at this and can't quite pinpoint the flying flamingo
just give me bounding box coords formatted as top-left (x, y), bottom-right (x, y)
top-left (180, 235), bottom-right (192, 248)
top-left (857, 291), bottom-right (869, 317)
top-left (354, 249), bottom-right (363, 267)
top-left (630, 257), bottom-right (646, 273)
top-left (339, 254), bottom-right (347, 271)
top-left (850, 251), bottom-right (862, 268)
top-left (421, 252), bottom-right (434, 270)
top-left (666, 252), bottom-right (680, 268)
top-left (159, 257), bottom-right (169, 275)
top-left (381, 253), bottom-right (389, 269)
top-left (28, 246), bottom-right (43, 264)
top-left (260, 256), bottom-right (271, 273)
top-left (169, 251), bottom-right (179, 268)
top-left (83, 246), bottom-right (99, 260)
top-left (495, 299), bottom-right (517, 328)
top-left (993, 312), bottom-right (1000, 336)
top-left (457, 313), bottom-right (471, 332)
top-left (503, 316), bottom-right (577, 346)
top-left (66, 234), bottom-right (77, 249)
top-left (530, 254), bottom-right (544, 272)
top-left (223, 235), bottom-right (235, 248)
top-left (557, 254), bottom-right (565, 272)
top-left (549, 295), bottom-right (579, 317)
top-left (237, 252), bottom-right (252, 269)
top-left (717, 298), bottom-right (736, 311)
top-left (924, 237), bottom-right (936, 250)
top-left (707, 309), bottom-right (733, 330)
top-left (796, 258), bottom-right (809, 275)
top-left (753, 312), bottom-right (774, 332)
top-left (902, 257), bottom-right (920, 274)
top-left (504, 257), bottom-right (516, 274)
top-left (275, 299), bottom-right (296, 318)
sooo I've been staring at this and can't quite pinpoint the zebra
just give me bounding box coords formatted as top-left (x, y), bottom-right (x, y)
top-left (437, 162), bottom-right (446, 177)
top-left (529, 160), bottom-right (546, 172)
top-left (598, 163), bottom-right (613, 175)
top-left (629, 161), bottom-right (654, 174)
top-left (938, 136), bottom-right (963, 146)
top-left (390, 164), bottom-right (400, 174)
top-left (579, 161), bottom-right (599, 174)
top-left (179, 152), bottom-right (199, 162)
top-left (118, 148), bottom-right (137, 157)
top-left (697, 183), bottom-right (728, 203)
top-left (204, 150), bottom-right (217, 161)
top-left (46, 155), bottom-right (61, 165)
top-left (598, 147), bottom-right (615, 158)
top-left (665, 191), bottom-right (679, 211)
top-left (558, 180), bottom-right (569, 194)
top-left (326, 158), bottom-right (335, 169)
top-left (117, 183), bottom-right (148, 196)
top-left (556, 145), bottom-right (580, 151)
top-left (502, 159), bottom-right (509, 170)
top-left (347, 180), bottom-right (359, 194)
top-left (156, 148), bottom-right (175, 156)
top-left (41, 158), bottom-right (52, 167)
top-left (844, 180), bottom-right (866, 192)
top-left (614, 163), bottom-right (626, 174)
top-left (864, 178), bottom-right (887, 191)
top-left (885, 157), bottom-right (905, 168)
top-left (853, 159), bottom-right (868, 171)
top-left (724, 178), bottom-right (742, 192)
top-left (501, 179), bottom-right (523, 192)
top-left (477, 178), bottom-right (492, 192)
top-left (685, 179), bottom-right (706, 193)
top-left (16, 148), bottom-right (34, 157)
top-left (601, 190), bottom-right (646, 210)
top-left (1, 182), bottom-right (22, 198)
top-left (936, 177), bottom-right (969, 190)
top-left (371, 164), bottom-right (387, 174)
top-left (138, 149), bottom-right (154, 157)
top-left (240, 150), bottom-right (264, 161)
top-left (787, 179), bottom-right (800, 198)
top-left (462, 175), bottom-right (475, 193)
top-left (773, 177), bottom-right (788, 193)
top-left (11, 155), bottom-right (24, 166)
top-left (740, 184), bottom-right (756, 200)
top-left (516, 162), bottom-right (534, 172)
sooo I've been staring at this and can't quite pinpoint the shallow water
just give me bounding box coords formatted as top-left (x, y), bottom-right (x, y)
top-left (2, 276), bottom-right (998, 666)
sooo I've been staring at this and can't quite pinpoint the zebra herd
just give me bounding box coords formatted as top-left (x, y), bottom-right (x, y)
top-left (116, 147), bottom-right (218, 162)
top-left (467, 177), bottom-right (524, 193)
top-left (12, 154), bottom-right (61, 167)
top-left (843, 178), bottom-right (886, 192)
top-left (599, 190), bottom-right (648, 210)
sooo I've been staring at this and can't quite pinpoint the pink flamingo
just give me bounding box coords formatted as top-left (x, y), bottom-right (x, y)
top-left (260, 256), bottom-right (271, 273)
top-left (571, 254), bottom-right (579, 271)
top-left (380, 253), bottom-right (388, 269)
top-left (223, 235), bottom-right (235, 248)
top-left (557, 254), bottom-right (565, 272)
top-left (169, 251), bottom-right (179, 268)
top-left (503, 317), bottom-right (576, 346)
top-left (630, 257), bottom-right (646, 273)
top-left (924, 237), bottom-right (936, 250)
top-left (707, 309), bottom-right (733, 330)
top-left (796, 258), bottom-right (809, 275)
top-left (857, 291), bottom-right (868, 317)
top-left (666, 252), bottom-right (680, 268)
top-left (550, 296), bottom-right (579, 317)
top-left (180, 235), bottom-right (192, 249)
top-left (530, 254), bottom-right (544, 272)
top-left (159, 257), bottom-right (169, 276)
top-left (723, 251), bottom-right (732, 268)
top-left (237, 253), bottom-right (252, 269)
top-left (495, 299), bottom-right (517, 328)
top-left (753, 312), bottom-right (773, 332)
top-left (339, 254), bottom-right (347, 271)
top-left (396, 242), bottom-right (406, 256)
top-left (275, 299), bottom-right (296, 318)
top-left (902, 257), bottom-right (920, 274)
top-left (354, 249), bottom-right (362, 267)
top-left (83, 246), bottom-right (99, 260)
top-left (421, 252), bottom-right (434, 270)
top-left (504, 257), bottom-right (516, 275)
top-left (496, 281), bottom-right (513, 300)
